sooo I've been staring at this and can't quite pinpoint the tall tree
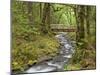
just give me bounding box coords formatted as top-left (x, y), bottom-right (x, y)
top-left (75, 5), bottom-right (85, 42)
top-left (27, 2), bottom-right (33, 26)
top-left (41, 3), bottom-right (51, 34)
top-left (86, 6), bottom-right (91, 36)
top-left (40, 3), bottom-right (42, 20)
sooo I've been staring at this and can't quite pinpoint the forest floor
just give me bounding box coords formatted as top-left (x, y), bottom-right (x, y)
top-left (12, 34), bottom-right (60, 73)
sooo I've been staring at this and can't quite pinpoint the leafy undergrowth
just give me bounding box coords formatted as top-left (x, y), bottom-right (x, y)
top-left (64, 38), bottom-right (96, 71)
top-left (64, 48), bottom-right (96, 71)
top-left (12, 25), bottom-right (60, 73)
top-left (64, 64), bottom-right (81, 71)
top-left (68, 32), bottom-right (76, 40)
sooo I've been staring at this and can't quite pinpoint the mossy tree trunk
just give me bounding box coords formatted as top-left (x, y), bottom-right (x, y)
top-left (86, 6), bottom-right (92, 38)
top-left (27, 2), bottom-right (33, 26)
top-left (41, 3), bottom-right (51, 34)
top-left (75, 5), bottom-right (85, 43)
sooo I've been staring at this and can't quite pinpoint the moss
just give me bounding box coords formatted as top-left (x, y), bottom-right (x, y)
top-left (12, 34), bottom-right (60, 73)
top-left (64, 64), bottom-right (81, 71)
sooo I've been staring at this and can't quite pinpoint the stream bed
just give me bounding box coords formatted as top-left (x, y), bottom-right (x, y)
top-left (19, 32), bottom-right (75, 75)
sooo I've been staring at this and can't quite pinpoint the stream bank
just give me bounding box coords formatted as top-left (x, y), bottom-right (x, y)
top-left (18, 32), bottom-right (75, 75)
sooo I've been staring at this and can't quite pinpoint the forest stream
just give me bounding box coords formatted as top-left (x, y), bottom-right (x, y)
top-left (12, 2), bottom-right (96, 74)
top-left (19, 32), bottom-right (75, 75)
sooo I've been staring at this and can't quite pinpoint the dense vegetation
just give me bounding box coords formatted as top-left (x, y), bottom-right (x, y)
top-left (12, 0), bottom-right (96, 73)
top-left (64, 5), bottom-right (96, 70)
top-left (12, 1), bottom-right (60, 72)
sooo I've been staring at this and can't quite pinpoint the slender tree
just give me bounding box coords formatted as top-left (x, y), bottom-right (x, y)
top-left (86, 6), bottom-right (91, 36)
top-left (41, 3), bottom-right (51, 34)
top-left (40, 3), bottom-right (42, 20)
top-left (27, 2), bottom-right (33, 26)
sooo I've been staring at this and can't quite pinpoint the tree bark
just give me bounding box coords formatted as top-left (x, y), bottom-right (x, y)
top-left (41, 3), bottom-right (51, 34)
top-left (27, 2), bottom-right (33, 26)
top-left (40, 3), bottom-right (42, 20)
top-left (75, 5), bottom-right (85, 42)
top-left (86, 6), bottom-right (91, 36)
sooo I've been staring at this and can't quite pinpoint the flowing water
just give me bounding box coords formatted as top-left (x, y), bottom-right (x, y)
top-left (19, 32), bottom-right (75, 75)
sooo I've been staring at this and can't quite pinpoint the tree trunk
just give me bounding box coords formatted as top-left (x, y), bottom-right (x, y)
top-left (40, 3), bottom-right (42, 20)
top-left (86, 6), bottom-right (91, 36)
top-left (27, 2), bottom-right (33, 26)
top-left (75, 5), bottom-right (85, 42)
top-left (41, 3), bottom-right (51, 34)
top-left (46, 3), bottom-right (51, 32)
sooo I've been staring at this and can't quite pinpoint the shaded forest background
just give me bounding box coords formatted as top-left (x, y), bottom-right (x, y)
top-left (12, 0), bottom-right (96, 73)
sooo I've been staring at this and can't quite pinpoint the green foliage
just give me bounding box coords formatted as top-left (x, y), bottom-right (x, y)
top-left (67, 32), bottom-right (76, 40)
top-left (12, 34), bottom-right (60, 72)
top-left (12, 1), bottom-right (60, 73)
top-left (64, 64), bottom-right (81, 71)
top-left (64, 33), bottom-right (96, 71)
top-left (51, 4), bottom-right (76, 25)
top-left (64, 47), bottom-right (96, 71)
top-left (12, 1), bottom-right (96, 73)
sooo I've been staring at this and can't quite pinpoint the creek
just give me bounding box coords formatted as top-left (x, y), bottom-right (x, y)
top-left (19, 32), bottom-right (75, 75)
